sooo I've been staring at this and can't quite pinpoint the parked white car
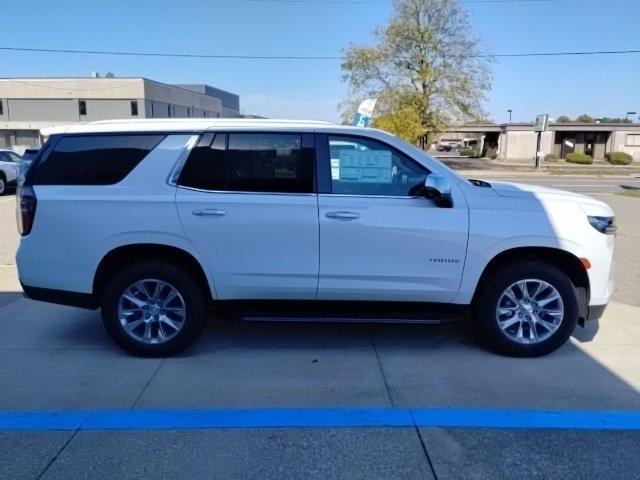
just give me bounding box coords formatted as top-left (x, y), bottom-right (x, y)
top-left (16, 119), bottom-right (615, 357)
top-left (0, 148), bottom-right (21, 194)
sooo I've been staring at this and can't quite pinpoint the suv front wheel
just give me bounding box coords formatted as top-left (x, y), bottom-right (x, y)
top-left (102, 262), bottom-right (207, 356)
top-left (473, 261), bottom-right (579, 357)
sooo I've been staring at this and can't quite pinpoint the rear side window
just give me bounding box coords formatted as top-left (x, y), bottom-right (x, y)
top-left (29, 134), bottom-right (165, 185)
top-left (178, 132), bottom-right (314, 194)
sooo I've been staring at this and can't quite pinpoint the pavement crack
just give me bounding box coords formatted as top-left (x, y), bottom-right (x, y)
top-left (36, 414), bottom-right (91, 479)
top-left (411, 413), bottom-right (439, 480)
top-left (131, 358), bottom-right (165, 409)
top-left (369, 327), bottom-right (395, 408)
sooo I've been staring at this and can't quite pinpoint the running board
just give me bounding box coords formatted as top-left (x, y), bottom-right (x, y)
top-left (213, 300), bottom-right (468, 325)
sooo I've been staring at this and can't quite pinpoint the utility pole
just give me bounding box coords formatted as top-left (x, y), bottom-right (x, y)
top-left (534, 114), bottom-right (549, 169)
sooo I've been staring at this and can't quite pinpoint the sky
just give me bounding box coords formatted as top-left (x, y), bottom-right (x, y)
top-left (1, 0), bottom-right (639, 123)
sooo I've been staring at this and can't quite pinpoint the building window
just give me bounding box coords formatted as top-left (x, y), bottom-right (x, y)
top-left (167, 104), bottom-right (172, 118)
top-left (0, 101), bottom-right (3, 116)
top-left (131, 101), bottom-right (139, 116)
top-left (626, 134), bottom-right (640, 147)
top-left (78, 100), bottom-right (87, 116)
top-left (187, 107), bottom-right (191, 117)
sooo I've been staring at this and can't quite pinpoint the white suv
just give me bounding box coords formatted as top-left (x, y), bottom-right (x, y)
top-left (16, 119), bottom-right (615, 357)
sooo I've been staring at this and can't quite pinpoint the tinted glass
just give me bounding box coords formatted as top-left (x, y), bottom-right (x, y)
top-left (0, 152), bottom-right (14, 162)
top-left (30, 134), bottom-right (165, 185)
top-left (178, 133), bottom-right (227, 191)
top-left (226, 134), bottom-right (312, 193)
top-left (329, 136), bottom-right (427, 196)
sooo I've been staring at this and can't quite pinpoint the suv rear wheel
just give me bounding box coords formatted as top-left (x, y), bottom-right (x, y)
top-left (0, 174), bottom-right (6, 195)
top-left (473, 261), bottom-right (579, 357)
top-left (101, 262), bottom-right (207, 356)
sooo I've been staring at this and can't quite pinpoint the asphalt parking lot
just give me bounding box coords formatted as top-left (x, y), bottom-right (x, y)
top-left (1, 178), bottom-right (639, 479)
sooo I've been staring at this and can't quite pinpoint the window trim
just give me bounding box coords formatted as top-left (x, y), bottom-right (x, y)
top-left (319, 133), bottom-right (430, 198)
top-left (174, 131), bottom-right (317, 195)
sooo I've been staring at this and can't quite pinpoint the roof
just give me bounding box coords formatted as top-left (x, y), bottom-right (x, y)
top-left (41, 118), bottom-right (340, 135)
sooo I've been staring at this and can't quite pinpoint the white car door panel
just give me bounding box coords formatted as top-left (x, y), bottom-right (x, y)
top-left (318, 194), bottom-right (468, 302)
top-left (176, 191), bottom-right (319, 299)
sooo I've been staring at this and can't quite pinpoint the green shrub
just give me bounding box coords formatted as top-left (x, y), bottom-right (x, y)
top-left (565, 153), bottom-right (593, 164)
top-left (459, 147), bottom-right (478, 157)
top-left (606, 151), bottom-right (633, 165)
top-left (544, 153), bottom-right (559, 162)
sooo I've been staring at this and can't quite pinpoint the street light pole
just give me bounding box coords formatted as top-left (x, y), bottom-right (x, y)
top-left (507, 109), bottom-right (512, 122)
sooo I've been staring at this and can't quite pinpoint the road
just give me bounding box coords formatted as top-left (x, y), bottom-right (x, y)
top-left (0, 178), bottom-right (639, 479)
top-left (476, 175), bottom-right (640, 194)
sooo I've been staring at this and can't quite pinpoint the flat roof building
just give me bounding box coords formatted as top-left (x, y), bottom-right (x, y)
top-left (440, 122), bottom-right (640, 161)
top-left (0, 77), bottom-right (241, 151)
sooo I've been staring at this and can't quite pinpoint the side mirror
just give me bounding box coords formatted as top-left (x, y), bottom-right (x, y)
top-left (422, 173), bottom-right (453, 208)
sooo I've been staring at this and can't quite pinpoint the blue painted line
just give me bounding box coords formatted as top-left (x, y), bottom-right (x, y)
top-left (0, 408), bottom-right (638, 431)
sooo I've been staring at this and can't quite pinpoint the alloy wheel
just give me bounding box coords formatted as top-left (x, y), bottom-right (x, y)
top-left (495, 279), bottom-right (564, 344)
top-left (117, 279), bottom-right (187, 344)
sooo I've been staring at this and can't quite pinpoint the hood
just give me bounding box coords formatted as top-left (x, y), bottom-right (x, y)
top-left (489, 181), bottom-right (613, 215)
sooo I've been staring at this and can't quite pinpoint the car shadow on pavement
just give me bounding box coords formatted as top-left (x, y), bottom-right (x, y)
top-left (1, 298), bottom-right (639, 413)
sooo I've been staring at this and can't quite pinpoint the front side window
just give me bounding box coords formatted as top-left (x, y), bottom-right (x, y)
top-left (328, 136), bottom-right (427, 196)
top-left (29, 134), bottom-right (165, 185)
top-left (179, 133), bottom-right (313, 194)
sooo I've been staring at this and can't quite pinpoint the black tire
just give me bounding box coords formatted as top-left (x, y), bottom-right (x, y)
top-left (472, 261), bottom-right (578, 357)
top-left (101, 261), bottom-right (208, 356)
top-left (0, 174), bottom-right (6, 195)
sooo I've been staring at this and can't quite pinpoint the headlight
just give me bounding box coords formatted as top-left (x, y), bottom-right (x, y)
top-left (587, 216), bottom-right (616, 235)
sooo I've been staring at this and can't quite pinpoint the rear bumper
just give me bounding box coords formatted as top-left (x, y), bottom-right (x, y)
top-left (21, 282), bottom-right (98, 310)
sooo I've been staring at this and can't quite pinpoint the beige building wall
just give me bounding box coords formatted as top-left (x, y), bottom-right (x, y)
top-left (610, 130), bottom-right (640, 161)
top-left (501, 130), bottom-right (553, 159)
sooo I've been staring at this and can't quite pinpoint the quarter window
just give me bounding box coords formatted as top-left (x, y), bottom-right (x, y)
top-left (328, 136), bottom-right (427, 196)
top-left (178, 133), bottom-right (227, 191)
top-left (29, 134), bottom-right (165, 185)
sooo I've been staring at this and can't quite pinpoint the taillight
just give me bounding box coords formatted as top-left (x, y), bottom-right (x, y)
top-left (16, 186), bottom-right (37, 236)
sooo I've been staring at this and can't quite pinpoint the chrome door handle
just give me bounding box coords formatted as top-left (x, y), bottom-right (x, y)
top-left (325, 211), bottom-right (360, 220)
top-left (192, 209), bottom-right (227, 217)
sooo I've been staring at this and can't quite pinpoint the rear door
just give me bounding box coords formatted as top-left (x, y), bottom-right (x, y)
top-left (316, 134), bottom-right (469, 303)
top-left (175, 132), bottom-right (319, 300)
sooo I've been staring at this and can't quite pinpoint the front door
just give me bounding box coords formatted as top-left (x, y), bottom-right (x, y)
top-left (317, 135), bottom-right (469, 303)
top-left (175, 132), bottom-right (319, 300)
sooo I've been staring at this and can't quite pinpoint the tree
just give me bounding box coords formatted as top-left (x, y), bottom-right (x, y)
top-left (372, 106), bottom-right (424, 143)
top-left (341, 0), bottom-right (491, 146)
top-left (575, 114), bottom-right (595, 123)
top-left (556, 115), bottom-right (572, 123)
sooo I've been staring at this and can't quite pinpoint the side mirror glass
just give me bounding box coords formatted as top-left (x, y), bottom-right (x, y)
top-left (423, 173), bottom-right (453, 207)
